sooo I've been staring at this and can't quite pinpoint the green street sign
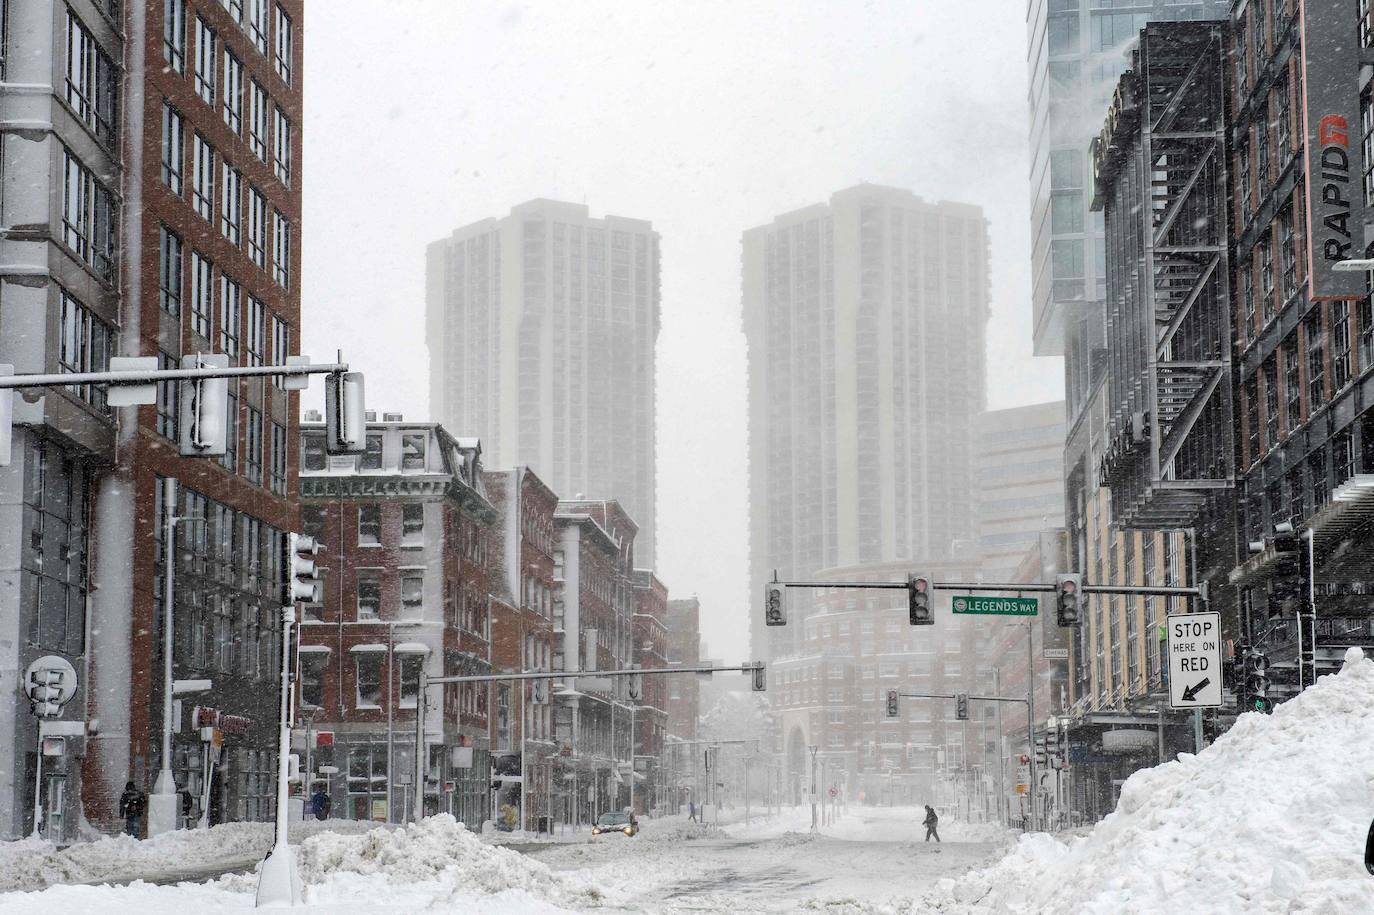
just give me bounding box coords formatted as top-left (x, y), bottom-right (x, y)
top-left (951, 596), bottom-right (1038, 616)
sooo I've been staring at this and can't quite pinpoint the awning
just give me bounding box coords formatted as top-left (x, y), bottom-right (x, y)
top-left (349, 643), bottom-right (387, 653)
top-left (394, 642), bottom-right (431, 654)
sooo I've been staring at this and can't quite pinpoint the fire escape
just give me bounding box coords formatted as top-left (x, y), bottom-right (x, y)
top-left (1091, 23), bottom-right (1232, 529)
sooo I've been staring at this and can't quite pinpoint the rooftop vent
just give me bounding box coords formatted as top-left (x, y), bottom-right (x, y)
top-left (383, 412), bottom-right (404, 422)
top-left (364, 410), bottom-right (377, 422)
top-left (302, 409), bottom-right (323, 422)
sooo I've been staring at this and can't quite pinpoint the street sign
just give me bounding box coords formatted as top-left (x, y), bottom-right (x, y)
top-left (951, 596), bottom-right (1038, 616)
top-left (1043, 648), bottom-right (1069, 660)
top-left (1167, 611), bottom-right (1222, 708)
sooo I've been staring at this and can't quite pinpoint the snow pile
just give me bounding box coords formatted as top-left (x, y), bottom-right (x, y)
top-left (923, 647), bottom-right (1374, 913)
top-left (296, 814), bottom-right (604, 906)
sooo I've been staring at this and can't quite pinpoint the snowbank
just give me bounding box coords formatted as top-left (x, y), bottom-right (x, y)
top-left (922, 647), bottom-right (1374, 913)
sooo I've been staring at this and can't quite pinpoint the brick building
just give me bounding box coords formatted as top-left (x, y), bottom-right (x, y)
top-left (483, 466), bottom-right (558, 831)
top-left (632, 570), bottom-right (669, 814)
top-left (296, 416), bottom-right (498, 828)
top-left (664, 596), bottom-right (701, 810)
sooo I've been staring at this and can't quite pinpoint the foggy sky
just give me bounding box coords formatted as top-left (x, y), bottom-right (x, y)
top-left (301, 1), bottom-right (1062, 658)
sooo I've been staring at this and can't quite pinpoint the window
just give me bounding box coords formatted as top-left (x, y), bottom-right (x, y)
top-left (221, 387), bottom-right (238, 471)
top-left (66, 12), bottom-right (117, 143)
top-left (1256, 122), bottom-right (1269, 193)
top-left (163, 0), bottom-right (186, 72)
top-left (62, 150), bottom-right (116, 280)
top-left (302, 432), bottom-right (325, 471)
top-left (1334, 300), bottom-right (1353, 390)
top-left (1047, 11), bottom-right (1078, 55)
top-left (157, 351), bottom-right (179, 439)
top-left (248, 186), bottom-right (267, 267)
top-left (250, 81), bottom-right (269, 161)
top-left (193, 134), bottom-right (214, 221)
top-left (1258, 234), bottom-right (1273, 294)
top-left (245, 405), bottom-right (263, 484)
top-left (355, 653), bottom-right (382, 707)
top-left (247, 296), bottom-right (265, 365)
top-left (272, 210), bottom-right (291, 288)
top-left (159, 226), bottom-right (182, 315)
top-left (1365, 92), bottom-right (1374, 207)
top-left (249, 0), bottom-right (269, 54)
top-left (402, 504), bottom-right (424, 544)
top-left (401, 434), bottom-right (426, 470)
top-left (191, 252), bottom-right (213, 338)
top-left (401, 574), bottom-right (423, 618)
top-left (274, 5), bottom-right (292, 83)
top-left (161, 102), bottom-right (183, 193)
top-left (1264, 358), bottom-right (1280, 449)
top-left (219, 275), bottom-right (241, 361)
top-left (272, 315), bottom-right (289, 386)
top-left (1362, 286), bottom-right (1374, 370)
top-left (399, 655), bottom-right (422, 707)
top-left (356, 573), bottom-right (381, 619)
top-left (222, 0), bottom-right (244, 23)
top-left (1241, 261), bottom-right (1255, 338)
top-left (273, 108), bottom-right (292, 185)
top-left (1239, 143), bottom-right (1251, 219)
top-left (195, 18), bottom-right (215, 105)
top-left (221, 162), bottom-right (242, 244)
top-left (270, 422), bottom-right (287, 495)
top-left (222, 50), bottom-right (243, 134)
top-left (301, 652), bottom-right (327, 707)
top-left (1245, 380), bottom-right (1260, 462)
top-left (358, 506), bottom-right (381, 546)
top-left (1307, 311), bottom-right (1326, 410)
top-left (1051, 192), bottom-right (1083, 233)
top-left (1280, 211), bottom-right (1297, 302)
top-left (1284, 336), bottom-right (1302, 429)
top-left (1275, 78), bottom-right (1291, 164)
top-left (59, 291), bottom-right (111, 410)
top-left (362, 432), bottom-right (383, 470)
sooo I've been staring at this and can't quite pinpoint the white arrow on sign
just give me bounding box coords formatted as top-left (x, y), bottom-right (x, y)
top-left (1166, 611), bottom-right (1222, 709)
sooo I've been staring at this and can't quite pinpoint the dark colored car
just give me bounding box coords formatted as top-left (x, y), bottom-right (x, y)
top-left (591, 811), bottom-right (639, 837)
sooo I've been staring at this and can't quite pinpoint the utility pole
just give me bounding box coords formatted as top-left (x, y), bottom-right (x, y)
top-left (808, 744), bottom-right (819, 833)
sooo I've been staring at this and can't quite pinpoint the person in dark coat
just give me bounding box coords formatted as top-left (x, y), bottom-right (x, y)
top-left (310, 787), bottom-right (331, 821)
top-left (688, 800), bottom-right (698, 823)
top-left (180, 787), bottom-right (194, 828)
top-left (923, 805), bottom-right (940, 843)
top-left (118, 781), bottom-right (146, 838)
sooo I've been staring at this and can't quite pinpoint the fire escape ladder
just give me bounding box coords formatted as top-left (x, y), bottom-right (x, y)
top-left (1153, 144), bottom-right (1214, 242)
top-left (1148, 36), bottom-right (1214, 135)
top-left (1156, 363), bottom-right (1224, 471)
top-left (1156, 253), bottom-right (1219, 353)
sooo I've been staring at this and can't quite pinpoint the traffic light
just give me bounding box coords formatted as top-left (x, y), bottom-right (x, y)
top-left (1055, 574), bottom-right (1082, 627)
top-left (26, 668), bottom-right (66, 718)
top-left (282, 533), bottom-right (323, 605)
top-left (1245, 652), bottom-right (1272, 713)
top-left (178, 353), bottom-right (230, 456)
top-left (955, 693), bottom-right (969, 721)
top-left (751, 662), bottom-right (767, 692)
top-left (886, 689), bottom-right (899, 718)
top-left (907, 574), bottom-right (933, 625)
top-left (764, 582), bottom-right (787, 626)
top-left (325, 371), bottom-right (366, 454)
top-left (1270, 525), bottom-right (1303, 609)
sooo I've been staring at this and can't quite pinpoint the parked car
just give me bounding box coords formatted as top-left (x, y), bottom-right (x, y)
top-left (591, 811), bottom-right (638, 837)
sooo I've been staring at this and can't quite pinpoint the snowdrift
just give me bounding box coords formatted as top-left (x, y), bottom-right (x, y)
top-left (922, 646), bottom-right (1374, 914)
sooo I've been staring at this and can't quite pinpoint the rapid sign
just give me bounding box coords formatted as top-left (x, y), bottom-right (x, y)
top-left (1167, 611), bottom-right (1222, 709)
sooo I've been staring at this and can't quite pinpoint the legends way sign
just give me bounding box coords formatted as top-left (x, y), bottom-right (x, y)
top-left (1167, 611), bottom-right (1222, 709)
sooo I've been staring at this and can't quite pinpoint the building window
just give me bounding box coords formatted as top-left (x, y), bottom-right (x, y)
top-left (194, 17), bottom-right (215, 105)
top-left (399, 655), bottom-right (422, 707)
top-left (1334, 300), bottom-right (1352, 390)
top-left (161, 102), bottom-right (184, 193)
top-left (358, 506), bottom-right (381, 546)
top-left (157, 351), bottom-right (179, 439)
top-left (356, 574), bottom-right (381, 621)
top-left (1238, 143), bottom-right (1251, 219)
top-left (1279, 213), bottom-right (1297, 303)
top-left (1284, 336), bottom-right (1302, 430)
top-left (362, 432), bottom-right (383, 470)
top-left (1264, 358), bottom-right (1280, 449)
top-left (192, 134), bottom-right (215, 221)
top-left (65, 12), bottom-right (117, 143)
top-left (159, 226), bottom-right (182, 315)
top-left (245, 405), bottom-right (263, 484)
top-left (401, 575), bottom-right (423, 618)
top-left (249, 80), bottom-right (269, 161)
top-left (401, 433), bottom-right (426, 470)
top-left (222, 49), bottom-right (243, 134)
top-left (191, 251), bottom-right (213, 338)
top-left (1259, 234), bottom-right (1273, 295)
top-left (273, 107), bottom-right (292, 185)
top-left (249, 0), bottom-right (269, 54)
top-left (270, 422), bottom-right (287, 495)
top-left (247, 296), bottom-right (265, 365)
top-left (273, 210), bottom-right (290, 288)
top-left (164, 0), bottom-right (186, 72)
top-left (274, 5), bottom-right (292, 83)
top-left (1241, 261), bottom-right (1255, 338)
top-left (1307, 311), bottom-right (1326, 410)
top-left (272, 315), bottom-right (289, 386)
top-left (300, 652), bottom-right (327, 707)
top-left (1361, 284), bottom-right (1374, 370)
top-left (1256, 122), bottom-right (1269, 193)
top-left (248, 186), bottom-right (267, 267)
top-left (221, 387), bottom-right (238, 472)
top-left (221, 162), bottom-right (242, 244)
top-left (62, 150), bottom-right (116, 281)
top-left (1275, 78), bottom-right (1291, 164)
top-left (402, 504), bottom-right (423, 544)
top-left (355, 653), bottom-right (382, 707)
top-left (302, 432), bottom-right (325, 471)
top-left (59, 290), bottom-right (111, 410)
top-left (219, 275), bottom-right (241, 361)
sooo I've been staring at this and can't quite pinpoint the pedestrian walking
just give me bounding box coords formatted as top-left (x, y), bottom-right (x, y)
top-left (923, 805), bottom-right (940, 843)
top-left (119, 781), bottom-right (147, 838)
top-left (311, 786), bottom-right (331, 821)
top-left (688, 800), bottom-right (698, 823)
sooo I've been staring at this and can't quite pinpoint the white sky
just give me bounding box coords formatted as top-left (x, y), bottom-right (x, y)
top-left (302, 1), bottom-right (1063, 657)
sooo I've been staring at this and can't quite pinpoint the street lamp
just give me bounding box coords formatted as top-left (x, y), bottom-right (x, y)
top-left (150, 477), bottom-right (205, 838)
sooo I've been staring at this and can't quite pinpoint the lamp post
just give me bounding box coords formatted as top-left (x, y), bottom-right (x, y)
top-left (150, 477), bottom-right (205, 838)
